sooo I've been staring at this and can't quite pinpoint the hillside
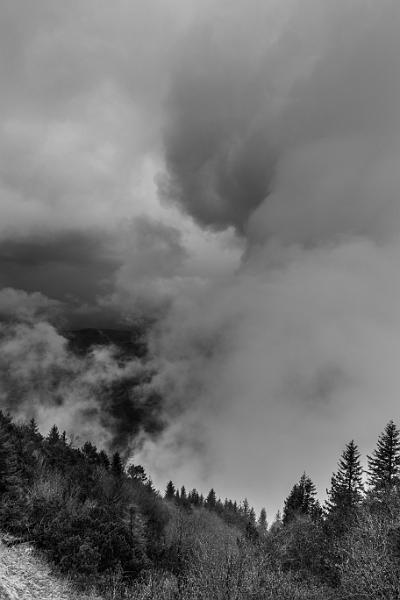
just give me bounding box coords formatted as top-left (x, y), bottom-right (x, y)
top-left (0, 538), bottom-right (100, 600)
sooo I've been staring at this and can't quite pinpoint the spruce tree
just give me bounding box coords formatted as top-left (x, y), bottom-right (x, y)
top-left (206, 488), bottom-right (216, 510)
top-left (28, 417), bottom-right (41, 440)
top-left (47, 424), bottom-right (60, 445)
top-left (111, 451), bottom-right (124, 477)
top-left (258, 507), bottom-right (268, 532)
top-left (165, 480), bottom-right (175, 500)
top-left (283, 473), bottom-right (319, 525)
top-left (367, 420), bottom-right (400, 493)
top-left (0, 420), bottom-right (20, 496)
top-left (241, 498), bottom-right (250, 517)
top-left (99, 450), bottom-right (110, 470)
top-left (326, 440), bottom-right (363, 530)
top-left (188, 488), bottom-right (200, 506)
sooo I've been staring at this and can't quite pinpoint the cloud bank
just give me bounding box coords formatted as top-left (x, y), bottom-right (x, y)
top-left (1, 0), bottom-right (400, 514)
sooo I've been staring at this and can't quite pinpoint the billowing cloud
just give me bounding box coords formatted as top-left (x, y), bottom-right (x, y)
top-left (0, 317), bottom-right (165, 453)
top-left (136, 0), bottom-right (400, 514)
top-left (0, 288), bottom-right (62, 322)
top-left (1, 0), bottom-right (400, 516)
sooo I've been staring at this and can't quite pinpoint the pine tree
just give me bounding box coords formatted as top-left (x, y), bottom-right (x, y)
top-left (368, 420), bottom-right (400, 493)
top-left (248, 507), bottom-right (256, 525)
top-left (82, 441), bottom-right (98, 464)
top-left (28, 418), bottom-right (41, 440)
top-left (0, 419), bottom-right (21, 497)
top-left (258, 507), bottom-right (268, 532)
top-left (165, 480), bottom-right (175, 500)
top-left (326, 440), bottom-right (363, 530)
top-left (241, 497), bottom-right (250, 517)
top-left (111, 451), bottom-right (124, 477)
top-left (127, 464), bottom-right (147, 483)
top-left (47, 424), bottom-right (60, 445)
top-left (283, 473), bottom-right (319, 525)
top-left (269, 510), bottom-right (283, 534)
top-left (188, 488), bottom-right (200, 506)
top-left (206, 488), bottom-right (216, 510)
top-left (99, 450), bottom-right (110, 470)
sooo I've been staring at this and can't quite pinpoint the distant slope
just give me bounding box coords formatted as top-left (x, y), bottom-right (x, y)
top-left (0, 540), bottom-right (100, 600)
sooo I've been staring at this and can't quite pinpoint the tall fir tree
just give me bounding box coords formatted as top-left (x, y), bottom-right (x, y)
top-left (47, 424), bottom-right (60, 445)
top-left (283, 473), bottom-right (319, 525)
top-left (326, 440), bottom-right (363, 531)
top-left (367, 420), bottom-right (400, 493)
top-left (205, 488), bottom-right (216, 509)
top-left (165, 480), bottom-right (175, 500)
top-left (258, 507), bottom-right (268, 532)
top-left (111, 451), bottom-right (124, 477)
top-left (99, 450), bottom-right (110, 470)
top-left (0, 417), bottom-right (21, 497)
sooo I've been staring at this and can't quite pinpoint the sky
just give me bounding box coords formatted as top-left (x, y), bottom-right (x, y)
top-left (1, 0), bottom-right (400, 517)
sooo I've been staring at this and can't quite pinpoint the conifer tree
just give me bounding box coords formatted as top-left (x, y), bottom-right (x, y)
top-left (188, 488), bottom-right (200, 506)
top-left (206, 488), bottom-right (216, 509)
top-left (0, 419), bottom-right (21, 497)
top-left (47, 424), bottom-right (60, 444)
top-left (270, 510), bottom-right (283, 533)
top-left (111, 451), bottom-right (124, 477)
top-left (283, 473), bottom-right (319, 525)
top-left (128, 464), bottom-right (147, 483)
top-left (28, 417), bottom-right (41, 439)
top-left (99, 450), bottom-right (110, 470)
top-left (249, 507), bottom-right (256, 525)
top-left (165, 480), bottom-right (175, 500)
top-left (258, 507), bottom-right (268, 532)
top-left (367, 420), bottom-right (400, 492)
top-left (326, 440), bottom-right (363, 529)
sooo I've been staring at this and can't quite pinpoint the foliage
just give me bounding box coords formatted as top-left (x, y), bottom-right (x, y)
top-left (283, 473), bottom-right (322, 525)
top-left (4, 410), bottom-right (400, 599)
top-left (325, 440), bottom-right (363, 534)
top-left (368, 420), bottom-right (400, 493)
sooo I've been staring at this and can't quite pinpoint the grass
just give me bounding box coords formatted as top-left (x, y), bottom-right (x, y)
top-left (0, 538), bottom-right (101, 600)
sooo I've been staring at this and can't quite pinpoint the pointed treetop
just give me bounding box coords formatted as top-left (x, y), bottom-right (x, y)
top-left (165, 480), bottom-right (176, 500)
top-left (326, 440), bottom-right (364, 517)
top-left (368, 420), bottom-right (400, 492)
top-left (283, 472), bottom-right (319, 525)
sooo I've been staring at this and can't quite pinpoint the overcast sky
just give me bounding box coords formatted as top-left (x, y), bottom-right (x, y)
top-left (1, 0), bottom-right (400, 516)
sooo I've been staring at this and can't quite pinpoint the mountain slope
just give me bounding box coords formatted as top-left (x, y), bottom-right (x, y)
top-left (0, 539), bottom-right (100, 600)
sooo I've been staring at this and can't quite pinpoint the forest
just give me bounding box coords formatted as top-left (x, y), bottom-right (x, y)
top-left (2, 410), bottom-right (400, 599)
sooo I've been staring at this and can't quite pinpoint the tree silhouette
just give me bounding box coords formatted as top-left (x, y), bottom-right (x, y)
top-left (326, 440), bottom-right (363, 533)
top-left (283, 473), bottom-right (319, 525)
top-left (368, 420), bottom-right (400, 493)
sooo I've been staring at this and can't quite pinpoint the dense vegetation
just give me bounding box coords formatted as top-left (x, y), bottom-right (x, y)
top-left (2, 411), bottom-right (400, 599)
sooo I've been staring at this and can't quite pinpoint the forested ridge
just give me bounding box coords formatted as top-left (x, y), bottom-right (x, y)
top-left (2, 412), bottom-right (400, 599)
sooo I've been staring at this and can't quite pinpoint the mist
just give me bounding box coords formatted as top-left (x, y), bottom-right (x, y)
top-left (1, 0), bottom-right (400, 515)
top-left (136, 0), bottom-right (400, 514)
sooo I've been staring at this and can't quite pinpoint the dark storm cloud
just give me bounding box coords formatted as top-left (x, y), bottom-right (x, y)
top-left (135, 0), bottom-right (400, 514)
top-left (162, 0), bottom-right (400, 246)
top-left (2, 0), bottom-right (400, 516)
top-left (161, 4), bottom-right (278, 231)
top-left (0, 231), bottom-right (117, 301)
top-left (0, 318), bottom-right (167, 453)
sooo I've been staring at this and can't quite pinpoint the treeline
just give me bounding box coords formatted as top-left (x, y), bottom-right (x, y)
top-left (2, 412), bottom-right (400, 599)
top-left (0, 410), bottom-right (265, 596)
top-left (164, 480), bottom-right (265, 538)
